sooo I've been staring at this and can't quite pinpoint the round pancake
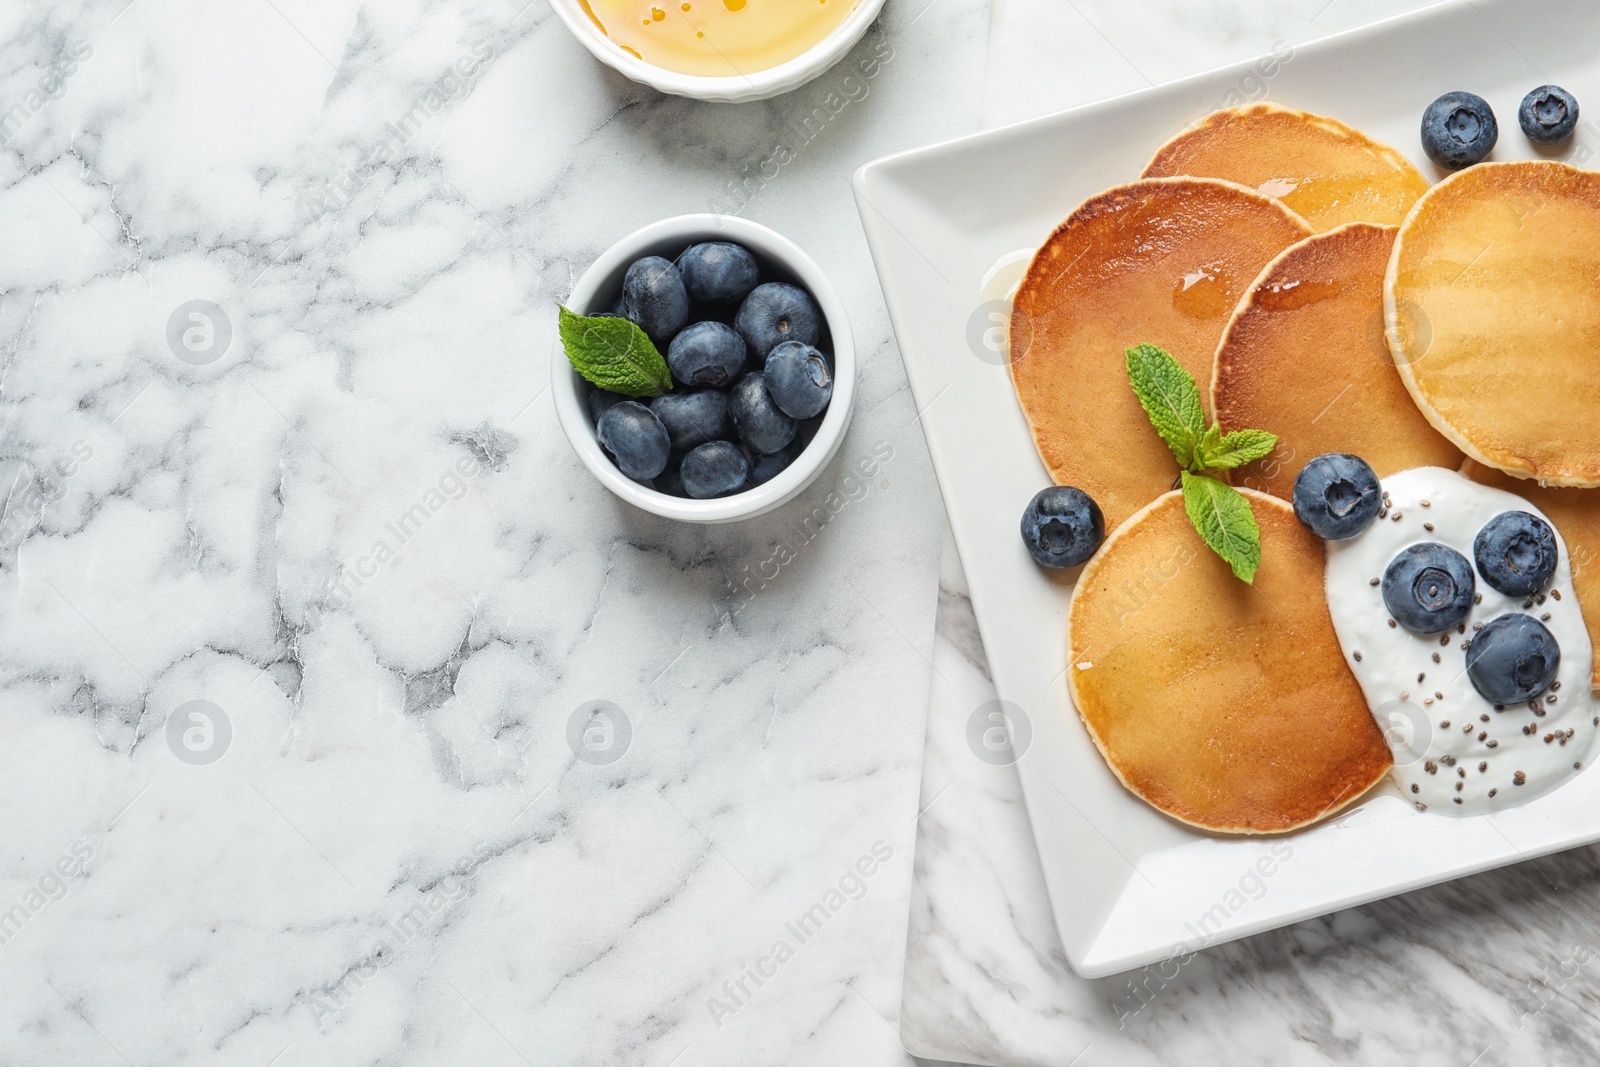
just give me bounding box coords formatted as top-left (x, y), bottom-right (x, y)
top-left (1142, 103), bottom-right (1430, 232)
top-left (1212, 222), bottom-right (1462, 498)
top-left (1067, 490), bottom-right (1392, 834)
top-left (1387, 161), bottom-right (1600, 486)
top-left (1462, 458), bottom-right (1600, 686)
top-left (1011, 178), bottom-right (1311, 532)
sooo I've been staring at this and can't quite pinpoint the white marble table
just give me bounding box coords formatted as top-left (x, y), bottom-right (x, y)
top-left (903, 1), bottom-right (1600, 1065)
top-left (0, 1), bottom-right (989, 1064)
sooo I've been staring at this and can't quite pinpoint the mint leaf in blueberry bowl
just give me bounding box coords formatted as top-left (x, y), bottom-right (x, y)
top-left (552, 215), bottom-right (855, 524)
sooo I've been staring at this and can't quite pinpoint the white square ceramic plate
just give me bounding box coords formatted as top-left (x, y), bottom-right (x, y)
top-left (854, 0), bottom-right (1600, 977)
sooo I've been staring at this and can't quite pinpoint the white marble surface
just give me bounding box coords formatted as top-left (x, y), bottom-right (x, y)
top-left (903, 1), bottom-right (1600, 1065)
top-left (0, 0), bottom-right (990, 1064)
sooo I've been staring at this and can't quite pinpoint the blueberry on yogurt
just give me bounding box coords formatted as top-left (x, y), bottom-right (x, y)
top-left (1382, 542), bottom-right (1476, 633)
top-left (763, 341), bottom-right (833, 419)
top-left (1474, 511), bottom-right (1558, 597)
top-left (735, 282), bottom-right (821, 363)
top-left (729, 372), bottom-right (797, 455)
top-left (1421, 92), bottom-right (1498, 170)
top-left (1292, 453), bottom-right (1382, 540)
top-left (1519, 85), bottom-right (1580, 144)
top-left (1020, 486), bottom-right (1104, 569)
top-left (618, 256), bottom-right (690, 342)
top-left (677, 242), bottom-right (760, 305)
top-left (597, 401), bottom-right (671, 482)
top-left (1466, 612), bottom-right (1561, 704)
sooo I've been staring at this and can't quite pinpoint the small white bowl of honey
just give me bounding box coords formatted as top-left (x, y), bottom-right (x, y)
top-left (550, 0), bottom-right (888, 103)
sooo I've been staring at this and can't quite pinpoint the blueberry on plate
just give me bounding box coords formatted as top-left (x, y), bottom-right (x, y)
top-left (650, 389), bottom-right (731, 451)
top-left (618, 256), bottom-right (690, 342)
top-left (588, 386), bottom-right (628, 425)
top-left (680, 440), bottom-right (750, 498)
top-left (1020, 486), bottom-right (1104, 569)
top-left (1519, 85), bottom-right (1579, 144)
top-left (747, 445), bottom-right (793, 486)
top-left (763, 341), bottom-right (833, 419)
top-left (667, 321), bottom-right (747, 388)
top-left (677, 242), bottom-right (760, 305)
top-left (1466, 612), bottom-right (1560, 704)
top-left (729, 372), bottom-right (797, 455)
top-left (1382, 542), bottom-right (1476, 633)
top-left (1474, 510), bottom-right (1558, 597)
top-left (597, 401), bottom-right (671, 482)
top-left (1292, 453), bottom-right (1382, 540)
top-left (1421, 91), bottom-right (1498, 170)
top-left (735, 282), bottom-right (822, 363)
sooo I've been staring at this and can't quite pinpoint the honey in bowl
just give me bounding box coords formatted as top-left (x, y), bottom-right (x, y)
top-left (582, 0), bottom-right (860, 77)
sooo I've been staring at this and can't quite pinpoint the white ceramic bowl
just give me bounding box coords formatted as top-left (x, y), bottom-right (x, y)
top-left (547, 0), bottom-right (887, 103)
top-left (553, 214), bottom-right (855, 523)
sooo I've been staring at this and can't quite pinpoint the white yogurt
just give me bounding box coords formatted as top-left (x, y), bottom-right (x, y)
top-left (1324, 467), bottom-right (1597, 814)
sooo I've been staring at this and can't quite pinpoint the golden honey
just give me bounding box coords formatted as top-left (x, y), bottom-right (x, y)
top-left (582, 0), bottom-right (860, 77)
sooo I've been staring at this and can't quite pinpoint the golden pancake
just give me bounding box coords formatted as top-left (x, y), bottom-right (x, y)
top-left (1067, 490), bottom-right (1391, 833)
top-left (1388, 161), bottom-right (1600, 487)
top-left (1212, 223), bottom-right (1462, 498)
top-left (1142, 103), bottom-right (1429, 231)
top-left (1462, 459), bottom-right (1600, 685)
top-left (1011, 178), bottom-right (1311, 532)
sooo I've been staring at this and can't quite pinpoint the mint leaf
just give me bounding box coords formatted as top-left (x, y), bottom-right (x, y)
top-left (1202, 429), bottom-right (1279, 471)
top-left (1125, 344), bottom-right (1205, 469)
top-left (558, 306), bottom-right (673, 398)
top-left (1180, 472), bottom-right (1261, 583)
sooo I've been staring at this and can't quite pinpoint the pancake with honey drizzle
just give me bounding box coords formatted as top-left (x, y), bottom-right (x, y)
top-left (1388, 161), bottom-right (1600, 487)
top-left (1011, 177), bottom-right (1311, 532)
top-left (1142, 103), bottom-right (1430, 232)
top-left (1067, 490), bottom-right (1392, 833)
top-left (1462, 459), bottom-right (1600, 685)
top-left (1212, 222), bottom-right (1462, 498)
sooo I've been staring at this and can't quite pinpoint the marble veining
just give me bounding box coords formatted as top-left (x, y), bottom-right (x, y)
top-left (0, 0), bottom-right (989, 1063)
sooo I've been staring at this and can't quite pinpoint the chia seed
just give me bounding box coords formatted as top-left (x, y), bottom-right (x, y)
top-left (1353, 651), bottom-right (1363, 662)
top-left (1552, 589), bottom-right (1563, 601)
top-left (1432, 652), bottom-right (1441, 663)
top-left (1424, 523), bottom-right (1434, 532)
top-left (1369, 577), bottom-right (1380, 586)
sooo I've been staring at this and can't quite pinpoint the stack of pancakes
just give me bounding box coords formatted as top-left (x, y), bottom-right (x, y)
top-left (1012, 102), bottom-right (1600, 833)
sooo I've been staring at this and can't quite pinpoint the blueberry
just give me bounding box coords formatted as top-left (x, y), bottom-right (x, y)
top-left (1291, 453), bottom-right (1382, 540)
top-left (1382, 543), bottom-right (1476, 633)
top-left (649, 389), bottom-right (731, 451)
top-left (588, 386), bottom-right (628, 425)
top-left (596, 401), bottom-right (670, 482)
top-left (618, 256), bottom-right (689, 343)
top-left (1020, 486), bottom-right (1104, 569)
top-left (1466, 613), bottom-right (1560, 704)
top-left (729, 373), bottom-right (796, 455)
top-left (680, 441), bottom-right (750, 498)
top-left (677, 242), bottom-right (760, 305)
top-left (1421, 92), bottom-right (1498, 170)
top-left (653, 459), bottom-right (686, 497)
top-left (667, 321), bottom-right (747, 388)
top-left (747, 445), bottom-right (793, 486)
top-left (735, 282), bottom-right (822, 363)
top-left (1519, 85), bottom-right (1579, 144)
top-left (763, 341), bottom-right (833, 419)
top-left (1474, 511), bottom-right (1558, 597)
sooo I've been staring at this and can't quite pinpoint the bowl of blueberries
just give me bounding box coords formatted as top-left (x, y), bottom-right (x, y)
top-left (553, 214), bottom-right (855, 523)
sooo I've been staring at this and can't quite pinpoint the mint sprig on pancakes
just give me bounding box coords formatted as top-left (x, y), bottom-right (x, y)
top-left (1125, 343), bottom-right (1277, 583)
